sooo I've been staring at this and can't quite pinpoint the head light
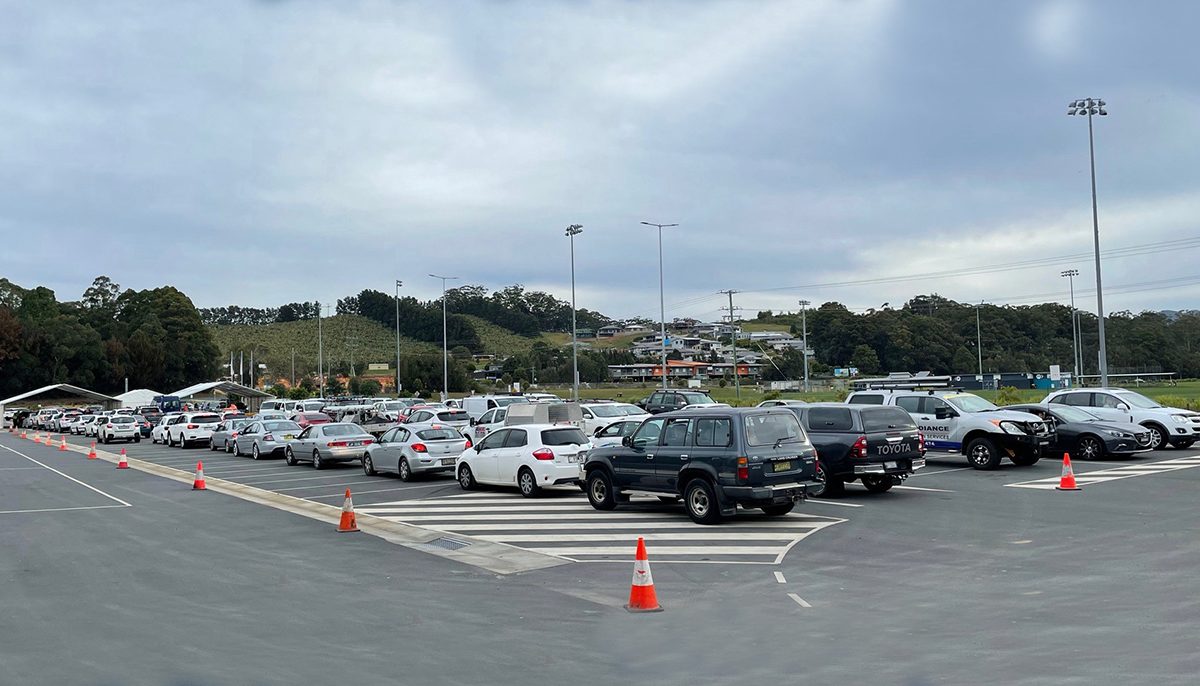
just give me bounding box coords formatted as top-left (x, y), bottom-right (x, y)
top-left (1171, 415), bottom-right (1190, 423)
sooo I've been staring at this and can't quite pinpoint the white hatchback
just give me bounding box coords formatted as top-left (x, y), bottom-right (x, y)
top-left (167, 413), bottom-right (222, 448)
top-left (99, 415), bottom-right (141, 444)
top-left (456, 423), bottom-right (591, 497)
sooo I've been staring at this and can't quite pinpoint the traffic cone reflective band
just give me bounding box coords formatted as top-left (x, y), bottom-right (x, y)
top-left (88, 442), bottom-right (98, 460)
top-left (58, 437), bottom-right (68, 452)
top-left (192, 461), bottom-right (207, 490)
top-left (337, 489), bottom-right (359, 532)
top-left (625, 537), bottom-right (663, 613)
top-left (116, 448), bottom-right (129, 469)
top-left (20, 430), bottom-right (27, 439)
top-left (1056, 453), bottom-right (1082, 491)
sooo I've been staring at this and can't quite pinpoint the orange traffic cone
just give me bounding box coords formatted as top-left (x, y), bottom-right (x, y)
top-left (192, 461), bottom-right (207, 490)
top-left (20, 430), bottom-right (27, 439)
top-left (116, 448), bottom-right (129, 469)
top-left (58, 437), bottom-right (68, 452)
top-left (1056, 452), bottom-right (1082, 491)
top-left (625, 537), bottom-right (663, 612)
top-left (337, 489), bottom-right (359, 532)
top-left (87, 442), bottom-right (98, 459)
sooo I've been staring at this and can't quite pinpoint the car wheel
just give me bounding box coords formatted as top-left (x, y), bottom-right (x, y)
top-left (1009, 452), bottom-right (1040, 466)
top-left (233, 441), bottom-right (242, 457)
top-left (458, 464), bottom-right (477, 490)
top-left (251, 444), bottom-right (261, 460)
top-left (362, 453), bottom-right (376, 476)
top-left (517, 468), bottom-right (541, 498)
top-left (398, 458), bottom-right (412, 482)
top-left (1075, 435), bottom-right (1105, 460)
top-left (208, 439), bottom-right (216, 452)
top-left (225, 440), bottom-right (233, 454)
top-left (312, 449), bottom-right (323, 469)
top-left (284, 447), bottom-right (297, 466)
top-left (816, 464), bottom-right (844, 497)
top-left (860, 475), bottom-right (894, 493)
top-left (683, 478), bottom-right (722, 525)
top-left (761, 502), bottom-right (795, 516)
top-left (586, 470), bottom-right (618, 511)
top-left (102, 435), bottom-right (110, 445)
top-left (133, 436), bottom-right (140, 443)
top-left (1143, 423), bottom-right (1168, 450)
top-left (965, 437), bottom-right (1002, 470)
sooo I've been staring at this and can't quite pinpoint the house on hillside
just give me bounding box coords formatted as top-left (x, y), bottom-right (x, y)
top-left (597, 325), bottom-right (623, 338)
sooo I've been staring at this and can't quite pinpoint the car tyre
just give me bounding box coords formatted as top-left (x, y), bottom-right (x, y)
top-left (683, 478), bottom-right (722, 525)
top-left (362, 453), bottom-right (376, 476)
top-left (251, 444), bottom-right (261, 460)
top-left (208, 439), bottom-right (216, 452)
top-left (133, 436), bottom-right (141, 443)
top-left (760, 502), bottom-right (795, 516)
top-left (458, 464), bottom-right (477, 490)
top-left (225, 440), bottom-right (233, 454)
top-left (312, 449), bottom-right (324, 469)
top-left (965, 437), bottom-right (1002, 470)
top-left (1075, 435), bottom-right (1106, 460)
top-left (517, 467), bottom-right (540, 498)
top-left (586, 470), bottom-right (618, 511)
top-left (1143, 423), bottom-right (1168, 451)
top-left (233, 441), bottom-right (242, 457)
top-left (284, 447), bottom-right (297, 466)
top-left (1009, 452), bottom-right (1040, 466)
top-left (860, 475), bottom-right (894, 493)
top-left (398, 458), bottom-right (412, 482)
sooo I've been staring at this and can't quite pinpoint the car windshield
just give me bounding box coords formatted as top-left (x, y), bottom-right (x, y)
top-left (541, 428), bottom-right (589, 446)
top-left (416, 428), bottom-right (461, 441)
top-left (1052, 406), bottom-right (1101, 423)
top-left (945, 394), bottom-right (997, 413)
top-left (264, 421), bottom-right (301, 432)
top-left (744, 413), bottom-right (805, 446)
top-left (111, 416), bottom-right (134, 424)
top-left (383, 402), bottom-right (405, 410)
top-left (680, 392), bottom-right (715, 404)
top-left (493, 397), bottom-right (524, 408)
top-left (587, 405), bottom-right (625, 418)
top-left (436, 411), bottom-right (470, 422)
top-left (191, 415), bottom-right (220, 424)
top-left (323, 424), bottom-right (369, 437)
top-left (1114, 391), bottom-right (1161, 409)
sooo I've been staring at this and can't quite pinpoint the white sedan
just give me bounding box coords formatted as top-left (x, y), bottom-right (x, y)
top-left (578, 402), bottom-right (649, 435)
top-left (456, 423), bottom-right (591, 497)
top-left (590, 419), bottom-right (644, 448)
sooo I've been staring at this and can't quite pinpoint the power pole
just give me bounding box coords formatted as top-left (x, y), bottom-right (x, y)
top-left (566, 224), bottom-right (583, 401)
top-left (799, 300), bottom-right (811, 393)
top-left (291, 348), bottom-right (295, 388)
top-left (394, 280), bottom-right (403, 396)
top-left (317, 302), bottom-right (324, 398)
top-left (975, 302), bottom-right (984, 377)
top-left (719, 290), bottom-right (742, 400)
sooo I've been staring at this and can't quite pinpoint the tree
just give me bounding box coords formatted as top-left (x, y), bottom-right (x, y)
top-left (82, 276), bottom-right (121, 310)
top-left (850, 344), bottom-right (881, 375)
top-left (359, 379), bottom-right (382, 396)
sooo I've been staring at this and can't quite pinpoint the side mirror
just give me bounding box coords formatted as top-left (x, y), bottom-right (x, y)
top-left (1116, 403), bottom-right (1130, 411)
top-left (474, 444), bottom-right (483, 453)
top-left (622, 434), bottom-right (633, 448)
top-left (593, 427), bottom-right (604, 437)
top-left (469, 418), bottom-right (477, 426)
top-left (935, 406), bottom-right (953, 420)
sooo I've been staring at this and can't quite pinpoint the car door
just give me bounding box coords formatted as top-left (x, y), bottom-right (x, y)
top-left (915, 397), bottom-right (958, 451)
top-left (499, 428), bottom-right (528, 485)
top-left (617, 418), bottom-right (666, 489)
top-left (653, 417), bottom-right (693, 490)
top-left (1087, 392), bottom-right (1130, 423)
top-left (292, 426), bottom-right (314, 455)
top-left (471, 429), bottom-right (508, 483)
top-left (375, 428), bottom-right (398, 473)
top-left (474, 409), bottom-right (496, 440)
top-left (237, 422), bottom-right (260, 453)
top-left (389, 428), bottom-right (412, 471)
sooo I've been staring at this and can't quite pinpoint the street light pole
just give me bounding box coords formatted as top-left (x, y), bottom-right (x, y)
top-left (975, 302), bottom-right (983, 377)
top-left (719, 290), bottom-right (741, 400)
top-left (394, 280), bottom-right (403, 397)
top-left (641, 221), bottom-right (678, 389)
top-left (1061, 269), bottom-right (1081, 382)
top-left (565, 224), bottom-right (583, 401)
top-left (799, 300), bottom-right (811, 393)
top-left (1069, 97), bottom-right (1109, 387)
top-left (317, 302), bottom-right (324, 398)
top-left (429, 274), bottom-right (459, 401)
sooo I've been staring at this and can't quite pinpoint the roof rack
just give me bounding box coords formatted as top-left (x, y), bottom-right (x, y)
top-left (851, 372), bottom-right (954, 391)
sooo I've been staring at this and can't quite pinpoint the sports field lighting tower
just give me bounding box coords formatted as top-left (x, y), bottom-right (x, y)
top-left (394, 280), bottom-right (403, 396)
top-left (1067, 97), bottom-right (1109, 387)
top-left (641, 221), bottom-right (678, 389)
top-left (429, 274), bottom-right (459, 401)
top-left (1061, 269), bottom-right (1081, 381)
top-left (565, 224), bottom-right (584, 401)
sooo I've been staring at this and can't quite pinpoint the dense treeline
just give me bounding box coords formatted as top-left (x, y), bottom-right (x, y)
top-left (753, 294), bottom-right (1200, 378)
top-left (0, 277), bottom-right (219, 398)
top-left (199, 301), bottom-right (320, 325)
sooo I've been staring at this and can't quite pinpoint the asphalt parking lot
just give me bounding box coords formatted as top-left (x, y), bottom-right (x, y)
top-left (4, 429), bottom-right (1199, 685)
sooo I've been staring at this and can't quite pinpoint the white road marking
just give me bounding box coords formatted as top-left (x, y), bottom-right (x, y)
top-left (909, 467), bottom-right (973, 477)
top-left (803, 499), bottom-right (863, 508)
top-left (237, 472), bottom-right (371, 485)
top-left (774, 571), bottom-right (787, 584)
top-left (526, 545), bottom-right (789, 556)
top-left (787, 593), bottom-right (812, 608)
top-left (0, 504), bottom-right (129, 515)
top-left (1006, 455), bottom-right (1200, 490)
top-left (363, 520), bottom-right (821, 531)
top-left (892, 485), bottom-right (955, 493)
top-left (0, 444), bottom-right (133, 507)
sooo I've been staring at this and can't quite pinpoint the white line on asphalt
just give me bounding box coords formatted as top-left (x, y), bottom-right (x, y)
top-left (787, 593), bottom-right (812, 608)
top-left (893, 485), bottom-right (955, 493)
top-left (909, 467), bottom-right (973, 477)
top-left (478, 532), bottom-right (811, 542)
top-left (274, 479), bottom-right (383, 492)
top-left (0, 444), bottom-right (133, 507)
top-left (803, 499), bottom-right (864, 508)
top-left (526, 545), bottom-right (784, 556)
top-left (0, 504), bottom-right (128, 515)
top-left (373, 512), bottom-right (809, 522)
top-left (307, 483), bottom-right (450, 498)
top-left (774, 571), bottom-right (787, 583)
top-left (374, 520), bottom-right (829, 531)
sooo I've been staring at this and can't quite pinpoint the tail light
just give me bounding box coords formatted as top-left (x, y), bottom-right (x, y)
top-left (463, 438), bottom-right (472, 449)
top-left (263, 434), bottom-right (274, 441)
top-left (532, 448), bottom-right (555, 460)
top-left (736, 456), bottom-right (749, 482)
top-left (412, 443), bottom-right (427, 453)
top-left (851, 436), bottom-right (868, 458)
top-left (187, 424), bottom-right (199, 429)
top-left (327, 441), bottom-right (348, 447)
top-left (918, 431), bottom-right (927, 455)
top-left (231, 431), bottom-right (239, 438)
top-left (106, 424), bottom-right (113, 428)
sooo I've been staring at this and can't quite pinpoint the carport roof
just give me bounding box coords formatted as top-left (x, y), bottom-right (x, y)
top-left (0, 383), bottom-right (120, 406)
top-left (171, 381), bottom-right (274, 399)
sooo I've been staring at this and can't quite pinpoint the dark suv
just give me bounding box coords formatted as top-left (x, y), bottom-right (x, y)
top-left (790, 404), bottom-right (926, 496)
top-left (582, 407), bottom-right (821, 524)
top-left (637, 389), bottom-right (718, 414)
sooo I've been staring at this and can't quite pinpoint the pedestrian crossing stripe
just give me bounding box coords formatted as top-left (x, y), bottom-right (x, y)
top-left (357, 492), bottom-right (845, 564)
top-left (1005, 455), bottom-right (1200, 490)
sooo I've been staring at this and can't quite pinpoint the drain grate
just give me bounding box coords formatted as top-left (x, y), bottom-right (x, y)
top-left (426, 536), bottom-right (471, 551)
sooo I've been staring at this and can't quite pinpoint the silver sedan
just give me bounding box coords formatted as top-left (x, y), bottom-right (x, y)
top-left (209, 418), bottom-right (253, 452)
top-left (284, 423), bottom-right (374, 469)
top-left (363, 426), bottom-right (469, 481)
top-left (232, 420), bottom-right (303, 459)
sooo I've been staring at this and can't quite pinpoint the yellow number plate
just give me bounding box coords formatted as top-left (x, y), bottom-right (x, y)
top-left (773, 461), bottom-right (793, 472)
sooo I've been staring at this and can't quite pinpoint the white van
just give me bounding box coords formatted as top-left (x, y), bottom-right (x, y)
top-left (461, 395), bottom-right (530, 421)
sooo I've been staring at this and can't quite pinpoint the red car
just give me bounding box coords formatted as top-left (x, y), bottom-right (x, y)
top-left (291, 411), bottom-right (333, 429)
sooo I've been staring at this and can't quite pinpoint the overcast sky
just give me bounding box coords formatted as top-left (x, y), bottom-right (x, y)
top-left (3, 0), bottom-right (1198, 323)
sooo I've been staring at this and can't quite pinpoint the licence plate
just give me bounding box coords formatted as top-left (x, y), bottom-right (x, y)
top-left (284, 434), bottom-right (293, 440)
top-left (912, 458), bottom-right (926, 470)
top-left (569, 454), bottom-right (584, 463)
top-left (772, 460), bottom-right (793, 472)
top-left (885, 461), bottom-right (898, 469)
top-left (440, 458), bottom-right (456, 466)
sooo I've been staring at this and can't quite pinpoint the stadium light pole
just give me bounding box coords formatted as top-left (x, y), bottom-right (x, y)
top-left (1068, 97), bottom-right (1109, 387)
top-left (799, 300), bottom-right (811, 393)
top-left (975, 302), bottom-right (983, 377)
top-left (565, 224), bottom-right (584, 401)
top-left (317, 302), bottom-right (324, 398)
top-left (429, 274), bottom-right (458, 401)
top-left (641, 221), bottom-right (678, 389)
top-left (394, 280), bottom-right (403, 397)
top-left (1061, 269), bottom-right (1081, 382)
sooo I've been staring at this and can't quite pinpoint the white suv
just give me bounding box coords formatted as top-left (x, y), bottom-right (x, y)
top-left (99, 415), bottom-right (141, 444)
top-left (1044, 388), bottom-right (1200, 450)
top-left (167, 412), bottom-right (222, 448)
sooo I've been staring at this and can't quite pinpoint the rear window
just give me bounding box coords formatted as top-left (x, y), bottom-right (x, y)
top-left (111, 416), bottom-right (135, 424)
top-left (323, 424), bottom-right (369, 437)
top-left (416, 428), bottom-right (462, 441)
top-left (436, 411), bottom-right (469, 422)
top-left (805, 407), bottom-right (855, 432)
top-left (848, 394), bottom-right (884, 405)
top-left (302, 412), bottom-right (330, 420)
top-left (680, 392), bottom-right (715, 405)
top-left (191, 415), bottom-right (220, 424)
top-left (541, 428), bottom-right (588, 446)
top-left (861, 407), bottom-right (917, 432)
top-left (744, 413), bottom-right (806, 447)
top-left (263, 421), bottom-right (301, 432)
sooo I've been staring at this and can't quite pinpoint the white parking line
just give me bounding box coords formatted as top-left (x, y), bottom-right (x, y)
top-left (893, 485), bottom-right (955, 493)
top-left (804, 499), bottom-right (863, 508)
top-left (774, 571), bottom-right (787, 583)
top-left (786, 593), bottom-right (812, 608)
top-left (0, 504), bottom-right (128, 515)
top-left (0, 444), bottom-right (132, 507)
top-left (909, 467), bottom-right (973, 477)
